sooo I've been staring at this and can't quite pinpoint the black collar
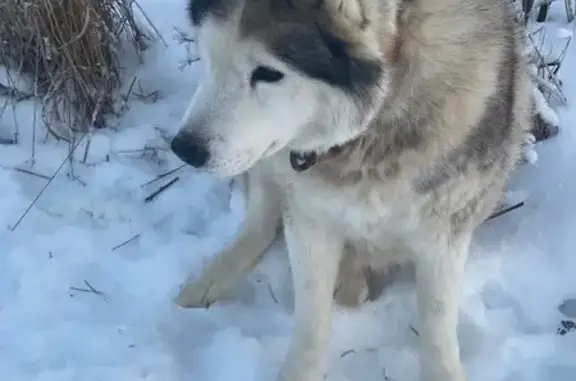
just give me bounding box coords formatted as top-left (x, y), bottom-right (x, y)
top-left (289, 150), bottom-right (318, 172)
top-left (289, 142), bottom-right (347, 172)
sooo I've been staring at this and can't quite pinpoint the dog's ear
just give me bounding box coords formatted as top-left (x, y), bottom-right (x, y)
top-left (324, 0), bottom-right (397, 30)
top-left (284, 0), bottom-right (368, 26)
top-left (324, 0), bottom-right (401, 39)
top-left (323, 0), bottom-right (401, 62)
top-left (330, 0), bottom-right (370, 29)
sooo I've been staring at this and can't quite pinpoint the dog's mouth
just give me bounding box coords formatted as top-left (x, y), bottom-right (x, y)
top-left (203, 140), bottom-right (284, 177)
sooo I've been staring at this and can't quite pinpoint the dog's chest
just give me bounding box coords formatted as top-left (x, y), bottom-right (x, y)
top-left (285, 175), bottom-right (422, 242)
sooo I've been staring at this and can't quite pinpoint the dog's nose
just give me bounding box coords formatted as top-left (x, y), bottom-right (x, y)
top-left (170, 133), bottom-right (210, 168)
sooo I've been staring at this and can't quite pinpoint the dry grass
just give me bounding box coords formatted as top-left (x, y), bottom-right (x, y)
top-left (508, 0), bottom-right (572, 106)
top-left (0, 0), bottom-right (159, 140)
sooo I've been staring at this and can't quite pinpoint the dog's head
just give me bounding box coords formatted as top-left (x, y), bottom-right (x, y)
top-left (171, 0), bottom-right (401, 176)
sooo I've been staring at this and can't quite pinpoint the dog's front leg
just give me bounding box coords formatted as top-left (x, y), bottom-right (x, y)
top-left (277, 208), bottom-right (342, 381)
top-left (411, 233), bottom-right (472, 381)
top-left (175, 169), bottom-right (282, 308)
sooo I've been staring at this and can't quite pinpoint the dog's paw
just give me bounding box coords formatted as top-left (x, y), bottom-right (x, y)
top-left (174, 279), bottom-right (221, 308)
top-left (520, 132), bottom-right (538, 165)
top-left (333, 273), bottom-right (369, 308)
top-left (532, 111), bottom-right (559, 142)
top-left (333, 256), bottom-right (370, 308)
top-left (333, 261), bottom-right (402, 307)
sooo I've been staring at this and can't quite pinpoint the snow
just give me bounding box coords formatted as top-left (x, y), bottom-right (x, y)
top-left (1, 1), bottom-right (575, 381)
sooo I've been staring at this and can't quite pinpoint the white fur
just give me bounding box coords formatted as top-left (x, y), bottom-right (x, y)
top-left (176, 159), bottom-right (469, 381)
top-left (175, 17), bottom-right (389, 177)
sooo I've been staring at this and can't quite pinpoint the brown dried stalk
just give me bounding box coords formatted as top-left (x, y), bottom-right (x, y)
top-left (0, 0), bottom-right (159, 135)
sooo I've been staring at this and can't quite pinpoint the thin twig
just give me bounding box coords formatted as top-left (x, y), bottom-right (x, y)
top-left (70, 280), bottom-right (109, 302)
top-left (409, 325), bottom-right (420, 336)
top-left (81, 132), bottom-right (92, 164)
top-left (0, 83), bottom-right (33, 101)
top-left (173, 27), bottom-right (195, 44)
top-left (123, 75), bottom-right (138, 101)
top-left (134, 89), bottom-right (160, 103)
top-left (140, 164), bottom-right (185, 187)
top-left (31, 40), bottom-right (40, 164)
top-left (132, 0), bottom-right (168, 47)
top-left (528, 33), bottom-right (568, 104)
top-left (340, 349), bottom-right (357, 359)
top-left (13, 167), bottom-right (52, 180)
top-left (267, 283), bottom-right (279, 303)
top-left (0, 138), bottom-right (17, 145)
top-left (10, 133), bottom-right (86, 231)
top-left (486, 201), bottom-right (525, 221)
top-left (144, 176), bottom-right (180, 203)
top-left (111, 233), bottom-right (141, 251)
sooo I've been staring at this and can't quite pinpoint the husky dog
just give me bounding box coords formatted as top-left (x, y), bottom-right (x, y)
top-left (170, 0), bottom-right (532, 380)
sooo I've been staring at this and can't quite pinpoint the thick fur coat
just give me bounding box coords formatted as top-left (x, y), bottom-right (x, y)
top-left (170, 1), bottom-right (532, 381)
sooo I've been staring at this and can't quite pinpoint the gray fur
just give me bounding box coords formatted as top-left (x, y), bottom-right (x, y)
top-left (413, 36), bottom-right (518, 195)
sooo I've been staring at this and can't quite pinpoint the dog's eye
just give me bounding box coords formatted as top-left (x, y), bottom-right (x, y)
top-left (250, 66), bottom-right (284, 87)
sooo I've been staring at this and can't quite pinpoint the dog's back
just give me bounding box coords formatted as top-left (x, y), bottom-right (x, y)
top-left (402, 0), bottom-right (530, 231)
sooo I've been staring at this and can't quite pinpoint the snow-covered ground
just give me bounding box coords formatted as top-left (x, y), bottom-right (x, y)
top-left (1, 1), bottom-right (575, 381)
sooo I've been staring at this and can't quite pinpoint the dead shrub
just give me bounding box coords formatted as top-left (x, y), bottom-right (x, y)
top-left (0, 0), bottom-right (157, 138)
